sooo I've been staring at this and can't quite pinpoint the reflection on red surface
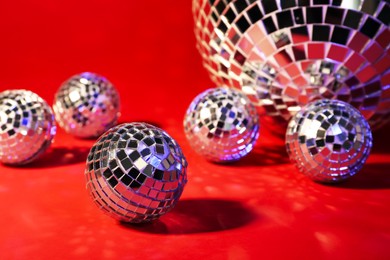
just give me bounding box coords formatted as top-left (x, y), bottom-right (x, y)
top-left (0, 1), bottom-right (389, 259)
top-left (1, 125), bottom-right (389, 259)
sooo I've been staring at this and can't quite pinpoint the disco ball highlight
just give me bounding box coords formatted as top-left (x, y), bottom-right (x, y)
top-left (286, 99), bottom-right (372, 183)
top-left (193, 0), bottom-right (390, 128)
top-left (184, 87), bottom-right (259, 162)
top-left (0, 90), bottom-right (56, 165)
top-left (53, 72), bottom-right (120, 138)
top-left (85, 123), bottom-right (188, 223)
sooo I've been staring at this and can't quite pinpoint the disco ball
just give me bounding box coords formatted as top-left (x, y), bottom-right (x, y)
top-left (85, 122), bottom-right (188, 223)
top-left (53, 72), bottom-right (120, 138)
top-left (184, 87), bottom-right (259, 162)
top-left (286, 99), bottom-right (372, 183)
top-left (193, 0), bottom-right (390, 128)
top-left (0, 90), bottom-right (56, 165)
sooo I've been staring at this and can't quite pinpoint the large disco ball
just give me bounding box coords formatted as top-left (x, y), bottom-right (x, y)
top-left (193, 0), bottom-right (390, 128)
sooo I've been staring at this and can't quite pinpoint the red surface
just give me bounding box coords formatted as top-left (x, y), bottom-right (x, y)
top-left (1, 1), bottom-right (390, 259)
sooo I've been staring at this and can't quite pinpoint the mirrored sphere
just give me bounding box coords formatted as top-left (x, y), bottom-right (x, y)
top-left (0, 90), bottom-right (56, 165)
top-left (53, 72), bottom-right (120, 138)
top-left (184, 87), bottom-right (259, 162)
top-left (193, 0), bottom-right (390, 128)
top-left (85, 122), bottom-right (188, 223)
top-left (286, 99), bottom-right (372, 183)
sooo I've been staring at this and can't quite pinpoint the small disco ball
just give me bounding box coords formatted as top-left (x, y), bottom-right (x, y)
top-left (85, 122), bottom-right (188, 223)
top-left (286, 99), bottom-right (372, 183)
top-left (0, 89), bottom-right (56, 165)
top-left (193, 0), bottom-right (390, 128)
top-left (184, 87), bottom-right (259, 162)
top-left (53, 72), bottom-right (120, 138)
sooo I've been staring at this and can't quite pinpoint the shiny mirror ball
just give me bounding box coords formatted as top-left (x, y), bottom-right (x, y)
top-left (193, 0), bottom-right (390, 129)
top-left (286, 99), bottom-right (372, 183)
top-left (85, 122), bottom-right (188, 223)
top-left (0, 89), bottom-right (56, 165)
top-left (184, 87), bottom-right (260, 162)
top-left (53, 72), bottom-right (120, 138)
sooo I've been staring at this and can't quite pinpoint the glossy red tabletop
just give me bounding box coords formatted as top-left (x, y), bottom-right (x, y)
top-left (1, 1), bottom-right (389, 259)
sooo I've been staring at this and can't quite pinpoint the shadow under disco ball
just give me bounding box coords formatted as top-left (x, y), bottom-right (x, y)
top-left (193, 0), bottom-right (390, 128)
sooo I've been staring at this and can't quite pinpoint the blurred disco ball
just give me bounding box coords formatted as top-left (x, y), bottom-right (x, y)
top-left (193, 0), bottom-right (390, 128)
top-left (184, 87), bottom-right (259, 162)
top-left (0, 90), bottom-right (56, 165)
top-left (286, 99), bottom-right (372, 183)
top-left (53, 72), bottom-right (120, 138)
top-left (85, 122), bottom-right (187, 223)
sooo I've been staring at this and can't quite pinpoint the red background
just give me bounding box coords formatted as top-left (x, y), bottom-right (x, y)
top-left (0, 1), bottom-right (389, 259)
